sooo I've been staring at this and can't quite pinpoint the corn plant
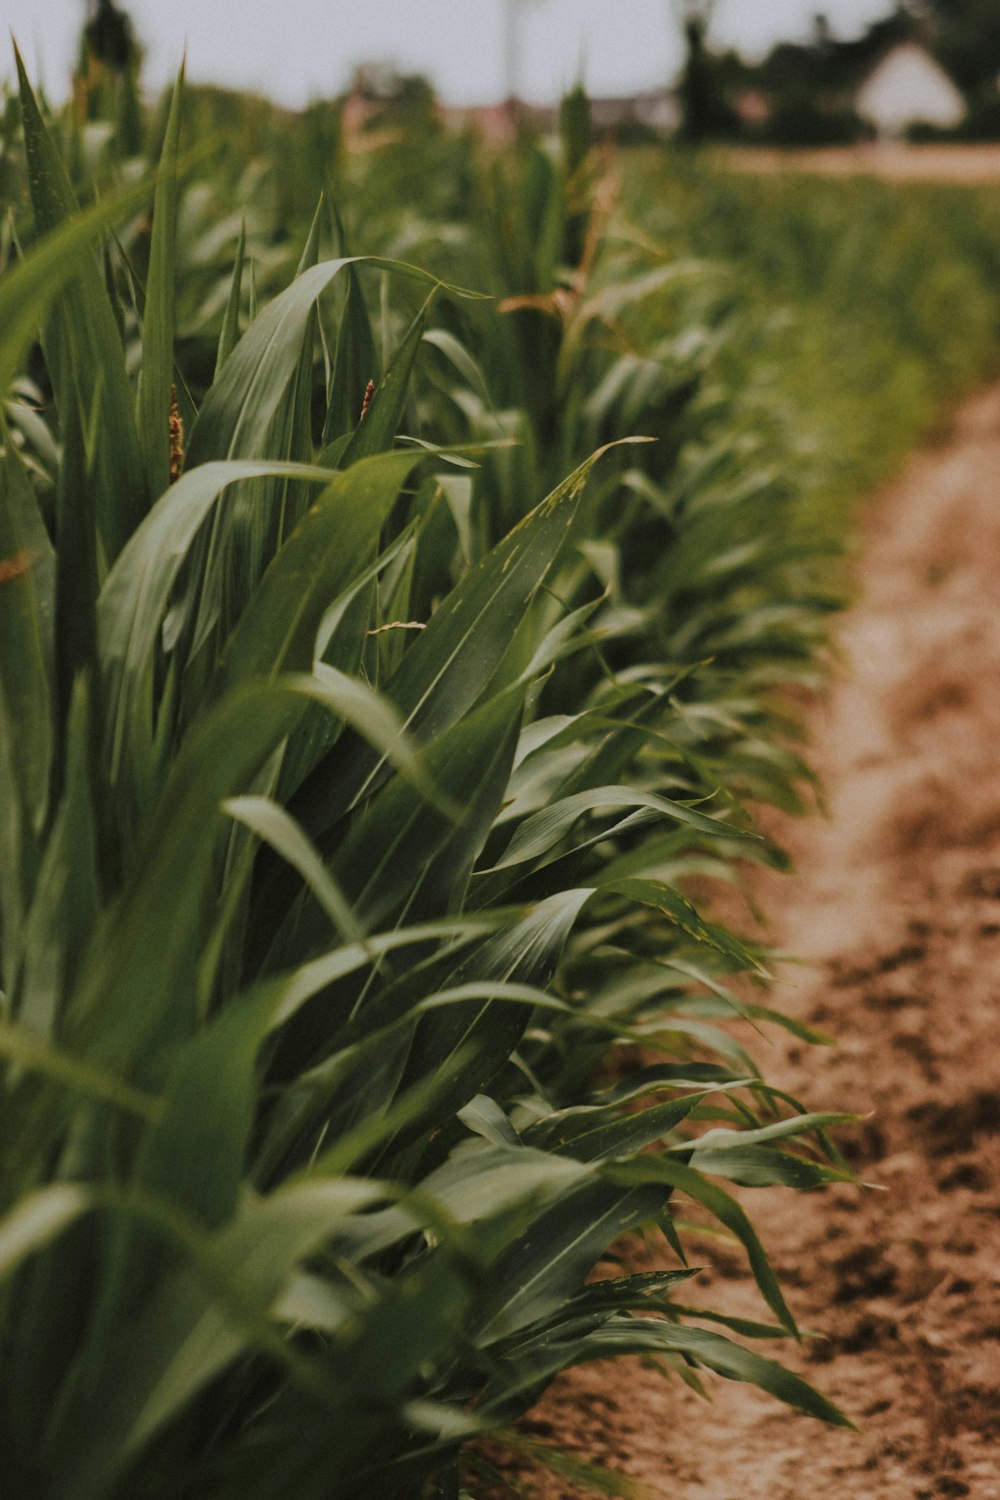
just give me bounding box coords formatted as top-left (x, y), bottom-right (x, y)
top-left (0, 58), bottom-right (890, 1500)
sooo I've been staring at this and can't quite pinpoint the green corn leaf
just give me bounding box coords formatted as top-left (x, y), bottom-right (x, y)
top-left (183, 266), bottom-right (463, 655)
top-left (390, 884), bottom-right (592, 1134)
top-left (385, 444), bottom-right (645, 741)
top-left (323, 263), bottom-right (381, 445)
top-left (136, 63), bottom-right (184, 500)
top-left (417, 1146), bottom-right (590, 1228)
top-left (252, 690), bottom-right (523, 1103)
top-left (64, 679), bottom-right (319, 1070)
top-left (254, 980), bottom-right (577, 1183)
top-left (0, 688), bottom-right (25, 993)
top-left (603, 877), bottom-right (770, 976)
top-left (684, 1112), bottom-right (857, 1154)
top-left (423, 327), bottom-right (496, 413)
top-left (605, 1156), bottom-right (797, 1333)
top-left (215, 220), bottom-right (247, 377)
top-left (298, 1054), bottom-right (482, 1181)
top-left (15, 677), bottom-right (99, 1042)
top-left (53, 1179), bottom-right (384, 1500)
top-left (224, 795), bottom-right (366, 948)
top-left (338, 297), bottom-right (430, 465)
top-left (0, 1019), bottom-right (160, 1119)
top-left (16, 47), bottom-right (148, 558)
top-left (96, 458), bottom-right (337, 781)
top-left (596, 1064), bottom-right (753, 1105)
top-left (556, 1268), bottom-right (702, 1320)
top-left (458, 1094), bottom-right (522, 1149)
top-left (53, 372), bottom-right (99, 720)
top-left (0, 136), bottom-right (152, 405)
top-left (247, 918), bottom-right (501, 1037)
top-left (0, 436), bottom-right (55, 838)
top-left (415, 981), bottom-right (572, 1017)
top-left (488, 1431), bottom-right (651, 1499)
top-left (330, 690), bottom-right (522, 929)
top-left (476, 1180), bottom-right (668, 1343)
top-left (295, 194), bottom-right (326, 278)
top-left (482, 785), bottom-right (753, 876)
top-left (525, 1093), bottom-right (704, 1163)
top-left (584, 1319), bottom-right (855, 1428)
top-left (273, 520), bottom-right (419, 798)
top-left (0, 1185), bottom-right (93, 1284)
top-left (291, 443), bottom-right (638, 848)
top-left (134, 981), bottom-right (280, 1228)
top-left (212, 450), bottom-right (422, 696)
top-left (676, 1147), bottom-right (852, 1190)
top-left (267, 885), bottom-right (590, 1175)
top-left (187, 256), bottom-right (483, 467)
top-left (303, 663), bottom-right (431, 793)
top-left (661, 1305), bottom-right (801, 1341)
top-left (73, 660), bottom-right (444, 1074)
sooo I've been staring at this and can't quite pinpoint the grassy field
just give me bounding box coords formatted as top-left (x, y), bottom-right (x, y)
top-left (2, 61), bottom-right (1000, 1498)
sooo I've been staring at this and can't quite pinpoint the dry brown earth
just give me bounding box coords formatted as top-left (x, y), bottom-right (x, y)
top-left (482, 387), bottom-right (1000, 1499)
top-left (715, 143), bottom-right (1000, 183)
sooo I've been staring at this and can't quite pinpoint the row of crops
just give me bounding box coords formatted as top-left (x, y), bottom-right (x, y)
top-left (2, 58), bottom-right (1000, 1499)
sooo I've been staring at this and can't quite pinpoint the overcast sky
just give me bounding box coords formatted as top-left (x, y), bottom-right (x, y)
top-left (5, 1), bottom-right (894, 108)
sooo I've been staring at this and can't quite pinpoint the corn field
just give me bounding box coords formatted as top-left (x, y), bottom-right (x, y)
top-left (2, 52), bottom-right (1000, 1500)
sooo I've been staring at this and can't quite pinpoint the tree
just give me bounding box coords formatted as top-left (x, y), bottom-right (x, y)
top-left (672, 1), bottom-right (737, 143)
top-left (76, 0), bottom-right (142, 151)
top-left (83, 0), bottom-right (138, 72)
top-left (915, 0), bottom-right (1000, 93)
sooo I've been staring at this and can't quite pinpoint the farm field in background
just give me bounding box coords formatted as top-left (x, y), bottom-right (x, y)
top-left (2, 51), bottom-right (1000, 1499)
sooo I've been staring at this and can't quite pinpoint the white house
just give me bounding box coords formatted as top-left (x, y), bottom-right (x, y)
top-left (856, 43), bottom-right (966, 138)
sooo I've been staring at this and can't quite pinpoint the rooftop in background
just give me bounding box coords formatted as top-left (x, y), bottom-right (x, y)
top-left (857, 42), bottom-right (966, 138)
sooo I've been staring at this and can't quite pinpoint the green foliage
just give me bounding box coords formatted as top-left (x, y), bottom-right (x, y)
top-left (3, 53), bottom-right (998, 1500)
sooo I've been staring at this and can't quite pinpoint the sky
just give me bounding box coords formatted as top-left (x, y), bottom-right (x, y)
top-left (3, 1), bottom-right (895, 108)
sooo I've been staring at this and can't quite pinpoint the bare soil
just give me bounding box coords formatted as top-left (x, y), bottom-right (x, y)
top-left (484, 387), bottom-right (1000, 1499)
top-left (715, 143), bottom-right (1000, 184)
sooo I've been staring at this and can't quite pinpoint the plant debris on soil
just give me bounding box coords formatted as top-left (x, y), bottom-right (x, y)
top-left (481, 386), bottom-right (1000, 1500)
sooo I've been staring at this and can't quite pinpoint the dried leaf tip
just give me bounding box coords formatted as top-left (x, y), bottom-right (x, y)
top-left (367, 620), bottom-right (426, 636)
top-left (0, 548), bottom-right (39, 586)
top-left (169, 384), bottom-right (185, 484)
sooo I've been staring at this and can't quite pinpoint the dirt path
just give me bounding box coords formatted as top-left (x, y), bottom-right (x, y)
top-left (715, 143), bottom-right (1000, 184)
top-left (490, 387), bottom-right (1000, 1499)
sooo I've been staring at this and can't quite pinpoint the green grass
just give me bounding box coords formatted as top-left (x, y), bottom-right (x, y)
top-left (1, 58), bottom-right (998, 1500)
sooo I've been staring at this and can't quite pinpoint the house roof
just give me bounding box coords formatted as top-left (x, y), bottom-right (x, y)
top-left (856, 42), bottom-right (966, 133)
